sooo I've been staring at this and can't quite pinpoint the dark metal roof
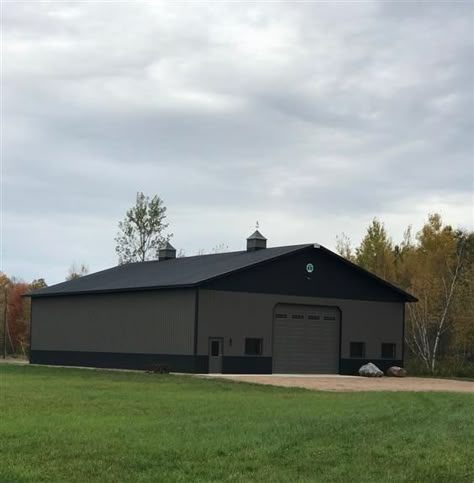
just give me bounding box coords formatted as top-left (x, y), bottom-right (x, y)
top-left (28, 243), bottom-right (417, 302)
top-left (29, 244), bottom-right (310, 297)
top-left (247, 230), bottom-right (267, 241)
top-left (162, 242), bottom-right (176, 250)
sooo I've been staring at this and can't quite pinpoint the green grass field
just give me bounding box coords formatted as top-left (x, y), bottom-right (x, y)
top-left (1, 365), bottom-right (473, 482)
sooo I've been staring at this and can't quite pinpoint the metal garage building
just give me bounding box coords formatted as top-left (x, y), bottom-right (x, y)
top-left (29, 231), bottom-right (416, 374)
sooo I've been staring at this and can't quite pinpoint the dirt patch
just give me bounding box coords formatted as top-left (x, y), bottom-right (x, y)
top-left (0, 357), bottom-right (28, 365)
top-left (211, 375), bottom-right (474, 393)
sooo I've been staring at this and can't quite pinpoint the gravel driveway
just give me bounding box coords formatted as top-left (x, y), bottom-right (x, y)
top-left (205, 374), bottom-right (474, 393)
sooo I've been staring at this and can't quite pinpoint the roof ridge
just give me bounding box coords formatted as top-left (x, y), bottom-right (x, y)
top-left (126, 243), bottom-right (312, 264)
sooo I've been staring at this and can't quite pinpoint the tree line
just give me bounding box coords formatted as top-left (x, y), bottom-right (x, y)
top-left (0, 275), bottom-right (46, 356)
top-left (336, 214), bottom-right (474, 375)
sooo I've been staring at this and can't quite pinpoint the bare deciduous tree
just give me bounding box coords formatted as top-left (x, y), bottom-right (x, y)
top-left (212, 243), bottom-right (228, 254)
top-left (66, 263), bottom-right (89, 281)
top-left (335, 233), bottom-right (354, 261)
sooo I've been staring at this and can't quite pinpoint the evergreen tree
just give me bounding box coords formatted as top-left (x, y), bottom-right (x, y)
top-left (355, 218), bottom-right (395, 282)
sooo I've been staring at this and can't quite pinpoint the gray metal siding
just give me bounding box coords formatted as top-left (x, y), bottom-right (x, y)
top-left (31, 289), bottom-right (195, 355)
top-left (198, 291), bottom-right (274, 357)
top-left (198, 290), bottom-right (403, 361)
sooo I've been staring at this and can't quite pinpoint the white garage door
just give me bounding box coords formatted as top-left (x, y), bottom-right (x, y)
top-left (273, 304), bottom-right (340, 374)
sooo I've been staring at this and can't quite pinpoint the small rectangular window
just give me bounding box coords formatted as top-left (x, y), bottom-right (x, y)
top-left (275, 313), bottom-right (287, 319)
top-left (308, 315), bottom-right (320, 320)
top-left (245, 338), bottom-right (263, 355)
top-left (211, 340), bottom-right (220, 357)
top-left (381, 343), bottom-right (396, 359)
top-left (350, 342), bottom-right (366, 358)
top-left (324, 316), bottom-right (336, 321)
top-left (292, 314), bottom-right (304, 319)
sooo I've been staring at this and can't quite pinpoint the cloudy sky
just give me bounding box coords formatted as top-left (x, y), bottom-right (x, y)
top-left (2, 1), bottom-right (473, 284)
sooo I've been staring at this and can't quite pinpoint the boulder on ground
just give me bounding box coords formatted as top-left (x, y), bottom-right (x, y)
top-left (386, 366), bottom-right (407, 377)
top-left (358, 362), bottom-right (384, 377)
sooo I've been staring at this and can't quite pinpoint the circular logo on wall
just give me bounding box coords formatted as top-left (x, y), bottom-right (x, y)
top-left (306, 263), bottom-right (314, 273)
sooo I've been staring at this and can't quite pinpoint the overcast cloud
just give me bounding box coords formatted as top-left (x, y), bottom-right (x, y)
top-left (2, 1), bottom-right (473, 284)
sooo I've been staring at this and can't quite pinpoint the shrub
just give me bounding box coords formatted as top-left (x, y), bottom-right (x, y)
top-left (146, 364), bottom-right (171, 374)
top-left (405, 357), bottom-right (474, 379)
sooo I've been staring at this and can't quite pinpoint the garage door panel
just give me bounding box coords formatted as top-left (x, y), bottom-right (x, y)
top-left (273, 304), bottom-right (340, 374)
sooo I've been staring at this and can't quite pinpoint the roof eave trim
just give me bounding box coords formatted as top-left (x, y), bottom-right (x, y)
top-left (28, 283), bottom-right (199, 298)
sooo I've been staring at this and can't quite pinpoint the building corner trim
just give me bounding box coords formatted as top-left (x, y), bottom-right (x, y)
top-left (193, 288), bottom-right (200, 359)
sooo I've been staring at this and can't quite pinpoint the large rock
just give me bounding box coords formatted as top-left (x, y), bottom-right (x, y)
top-left (386, 366), bottom-right (407, 377)
top-left (358, 362), bottom-right (384, 377)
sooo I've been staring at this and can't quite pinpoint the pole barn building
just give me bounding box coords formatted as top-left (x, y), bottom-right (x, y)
top-left (29, 231), bottom-right (416, 374)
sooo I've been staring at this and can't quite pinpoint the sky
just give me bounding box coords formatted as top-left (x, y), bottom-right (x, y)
top-left (2, 1), bottom-right (473, 285)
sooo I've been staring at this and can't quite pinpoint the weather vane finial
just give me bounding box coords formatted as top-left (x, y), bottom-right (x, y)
top-left (256, 221), bottom-right (259, 230)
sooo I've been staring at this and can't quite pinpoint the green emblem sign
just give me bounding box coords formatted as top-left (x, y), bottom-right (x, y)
top-left (306, 263), bottom-right (314, 273)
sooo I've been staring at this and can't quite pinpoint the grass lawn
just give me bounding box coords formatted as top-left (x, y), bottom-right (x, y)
top-left (1, 365), bottom-right (473, 482)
